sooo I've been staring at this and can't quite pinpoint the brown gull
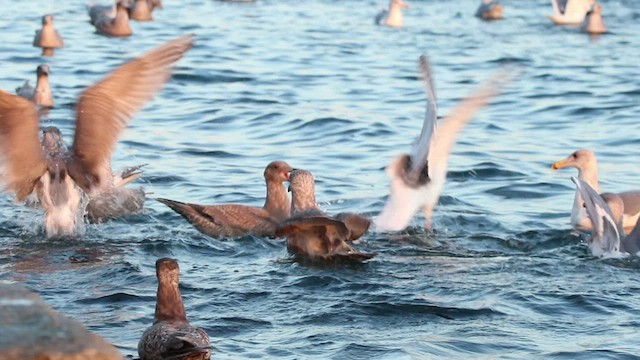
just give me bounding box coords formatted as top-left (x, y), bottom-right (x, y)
top-left (89, 1), bottom-right (133, 37)
top-left (15, 64), bottom-right (54, 108)
top-left (276, 169), bottom-right (374, 263)
top-left (33, 14), bottom-right (64, 57)
top-left (157, 161), bottom-right (293, 238)
top-left (138, 258), bottom-right (211, 360)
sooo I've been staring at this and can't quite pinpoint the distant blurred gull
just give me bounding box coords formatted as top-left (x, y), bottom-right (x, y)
top-left (548, 0), bottom-right (594, 25)
top-left (157, 161), bottom-right (294, 238)
top-left (33, 15), bottom-right (63, 57)
top-left (571, 177), bottom-right (640, 257)
top-left (581, 2), bottom-right (607, 34)
top-left (552, 150), bottom-right (640, 234)
top-left (89, 0), bottom-right (133, 37)
top-left (128, 0), bottom-right (163, 21)
top-left (375, 0), bottom-right (409, 28)
top-left (15, 65), bottom-right (54, 108)
top-left (138, 258), bottom-right (211, 360)
top-left (475, 0), bottom-right (504, 21)
top-left (276, 170), bottom-right (374, 263)
top-left (0, 35), bottom-right (193, 238)
top-left (375, 56), bottom-right (515, 232)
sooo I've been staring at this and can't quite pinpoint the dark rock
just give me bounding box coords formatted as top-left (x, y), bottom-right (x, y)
top-left (0, 282), bottom-right (123, 360)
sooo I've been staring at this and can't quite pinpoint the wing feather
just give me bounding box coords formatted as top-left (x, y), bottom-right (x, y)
top-left (0, 90), bottom-right (47, 201)
top-left (408, 55), bottom-right (437, 179)
top-left (428, 65), bottom-right (516, 179)
top-left (71, 35), bottom-right (194, 192)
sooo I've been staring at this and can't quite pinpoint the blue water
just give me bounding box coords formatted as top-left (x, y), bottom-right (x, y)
top-left (1, 0), bottom-right (640, 358)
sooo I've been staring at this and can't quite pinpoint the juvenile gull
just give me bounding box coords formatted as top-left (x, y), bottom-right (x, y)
top-left (548, 0), bottom-right (594, 25)
top-left (375, 56), bottom-right (515, 232)
top-left (128, 0), bottom-right (163, 21)
top-left (33, 15), bottom-right (64, 57)
top-left (15, 64), bottom-right (54, 108)
top-left (157, 161), bottom-right (293, 238)
top-left (475, 0), bottom-right (504, 21)
top-left (571, 177), bottom-right (640, 257)
top-left (375, 0), bottom-right (409, 28)
top-left (581, 2), bottom-right (607, 35)
top-left (89, 1), bottom-right (133, 37)
top-left (552, 149), bottom-right (640, 234)
top-left (0, 35), bottom-right (193, 238)
top-left (276, 170), bottom-right (374, 263)
top-left (138, 258), bottom-right (211, 360)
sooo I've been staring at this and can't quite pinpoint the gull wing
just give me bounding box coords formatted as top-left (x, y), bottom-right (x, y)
top-left (406, 55), bottom-right (437, 184)
top-left (69, 35), bottom-right (193, 193)
top-left (0, 90), bottom-right (47, 201)
top-left (427, 64), bottom-right (516, 180)
top-left (571, 177), bottom-right (621, 253)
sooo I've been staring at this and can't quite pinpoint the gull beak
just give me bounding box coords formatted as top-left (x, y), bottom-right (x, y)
top-left (551, 158), bottom-right (571, 170)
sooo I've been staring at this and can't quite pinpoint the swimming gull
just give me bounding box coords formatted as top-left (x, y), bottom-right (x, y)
top-left (138, 258), bottom-right (211, 360)
top-left (375, 56), bottom-right (515, 232)
top-left (571, 177), bottom-right (640, 257)
top-left (581, 2), bottom-right (607, 34)
top-left (475, 0), bottom-right (504, 21)
top-left (15, 64), bottom-right (54, 108)
top-left (33, 15), bottom-right (64, 57)
top-left (276, 170), bottom-right (374, 263)
top-left (157, 161), bottom-right (294, 238)
top-left (548, 0), bottom-right (594, 25)
top-left (128, 0), bottom-right (163, 22)
top-left (89, 0), bottom-right (133, 37)
top-left (0, 35), bottom-right (193, 238)
top-left (375, 0), bottom-right (409, 28)
top-left (552, 149), bottom-right (640, 234)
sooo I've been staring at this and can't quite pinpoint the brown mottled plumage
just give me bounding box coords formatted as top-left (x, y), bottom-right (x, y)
top-left (138, 258), bottom-right (211, 360)
top-left (276, 170), bottom-right (374, 263)
top-left (157, 161), bottom-right (293, 238)
top-left (0, 35), bottom-right (193, 237)
top-left (16, 64), bottom-right (54, 108)
top-left (89, 1), bottom-right (132, 37)
top-left (33, 15), bottom-right (64, 57)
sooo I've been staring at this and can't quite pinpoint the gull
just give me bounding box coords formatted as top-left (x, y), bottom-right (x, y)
top-left (475, 0), bottom-right (504, 21)
top-left (375, 56), bottom-right (515, 232)
top-left (89, 0), bottom-right (133, 37)
top-left (157, 161), bottom-right (294, 238)
top-left (138, 258), bottom-right (211, 360)
top-left (571, 177), bottom-right (640, 257)
top-left (0, 35), bottom-right (193, 238)
top-left (33, 15), bottom-right (64, 57)
top-left (375, 0), bottom-right (409, 28)
top-left (581, 2), bottom-right (607, 35)
top-left (548, 0), bottom-right (594, 25)
top-left (15, 64), bottom-right (54, 108)
top-left (276, 170), bottom-right (374, 263)
top-left (128, 0), bottom-right (163, 22)
top-left (552, 150), bottom-right (640, 234)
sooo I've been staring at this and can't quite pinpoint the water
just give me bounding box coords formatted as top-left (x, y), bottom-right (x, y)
top-left (1, 0), bottom-right (640, 358)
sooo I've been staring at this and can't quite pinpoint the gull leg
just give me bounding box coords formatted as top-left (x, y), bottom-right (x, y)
top-left (423, 207), bottom-right (432, 230)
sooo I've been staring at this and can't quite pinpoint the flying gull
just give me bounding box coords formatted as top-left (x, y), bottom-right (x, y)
top-left (375, 55), bottom-right (515, 231)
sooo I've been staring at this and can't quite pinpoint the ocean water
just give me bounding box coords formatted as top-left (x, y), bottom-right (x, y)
top-left (1, 0), bottom-right (640, 358)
